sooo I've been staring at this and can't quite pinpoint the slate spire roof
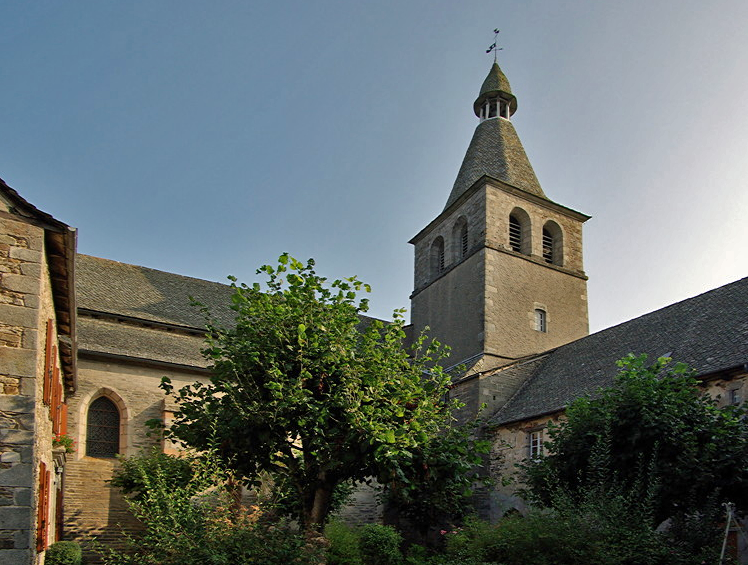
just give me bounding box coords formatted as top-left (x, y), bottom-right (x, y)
top-left (445, 62), bottom-right (545, 209)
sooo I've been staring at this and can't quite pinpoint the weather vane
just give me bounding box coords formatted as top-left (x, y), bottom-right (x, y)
top-left (486, 28), bottom-right (502, 62)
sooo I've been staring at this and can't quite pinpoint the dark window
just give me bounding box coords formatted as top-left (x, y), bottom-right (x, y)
top-left (542, 228), bottom-right (554, 263)
top-left (509, 215), bottom-right (522, 252)
top-left (87, 397), bottom-right (120, 457)
top-left (460, 224), bottom-right (468, 258)
top-left (535, 309), bottom-right (547, 333)
top-left (431, 237), bottom-right (445, 278)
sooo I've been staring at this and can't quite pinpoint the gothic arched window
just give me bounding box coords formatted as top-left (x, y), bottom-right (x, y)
top-left (86, 396), bottom-right (120, 458)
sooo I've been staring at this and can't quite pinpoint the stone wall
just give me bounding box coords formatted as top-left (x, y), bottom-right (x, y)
top-left (64, 353), bottom-right (207, 559)
top-left (0, 213), bottom-right (65, 564)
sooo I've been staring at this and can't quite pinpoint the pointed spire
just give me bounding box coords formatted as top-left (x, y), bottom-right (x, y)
top-left (445, 62), bottom-right (545, 210)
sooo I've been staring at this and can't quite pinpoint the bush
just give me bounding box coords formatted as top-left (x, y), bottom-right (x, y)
top-left (102, 448), bottom-right (322, 565)
top-left (325, 519), bottom-right (362, 565)
top-left (46, 541), bottom-right (83, 565)
top-left (358, 524), bottom-right (402, 565)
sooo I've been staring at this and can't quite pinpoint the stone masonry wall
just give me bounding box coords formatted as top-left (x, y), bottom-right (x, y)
top-left (64, 354), bottom-right (208, 559)
top-left (0, 213), bottom-right (59, 564)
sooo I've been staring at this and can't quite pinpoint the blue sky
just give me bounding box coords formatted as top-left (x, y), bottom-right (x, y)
top-left (2, 0), bottom-right (747, 333)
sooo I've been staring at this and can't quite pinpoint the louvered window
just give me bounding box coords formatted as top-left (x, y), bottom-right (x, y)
top-left (87, 397), bottom-right (120, 457)
top-left (460, 226), bottom-right (468, 258)
top-left (542, 228), bottom-right (554, 263)
top-left (509, 216), bottom-right (522, 252)
top-left (438, 247), bottom-right (445, 272)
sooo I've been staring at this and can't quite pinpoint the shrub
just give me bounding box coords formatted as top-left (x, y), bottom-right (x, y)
top-left (358, 524), bottom-right (402, 565)
top-left (325, 519), bottom-right (362, 565)
top-left (45, 541), bottom-right (83, 565)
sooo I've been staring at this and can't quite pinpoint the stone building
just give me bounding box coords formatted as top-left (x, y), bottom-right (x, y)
top-left (0, 60), bottom-right (747, 563)
top-left (0, 182), bottom-right (77, 563)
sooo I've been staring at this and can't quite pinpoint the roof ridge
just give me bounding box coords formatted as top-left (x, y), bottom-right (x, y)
top-left (78, 254), bottom-right (231, 289)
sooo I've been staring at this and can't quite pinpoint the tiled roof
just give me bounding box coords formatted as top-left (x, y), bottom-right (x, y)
top-left (76, 255), bottom-right (235, 329)
top-left (490, 276), bottom-right (748, 426)
top-left (445, 118), bottom-right (545, 209)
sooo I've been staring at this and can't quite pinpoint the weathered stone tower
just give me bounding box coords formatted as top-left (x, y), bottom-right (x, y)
top-left (409, 61), bottom-right (590, 391)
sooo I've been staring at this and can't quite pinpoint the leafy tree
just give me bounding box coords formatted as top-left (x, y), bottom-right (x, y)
top-left (381, 417), bottom-right (491, 537)
top-left (162, 254), bottom-right (477, 533)
top-left (524, 354), bottom-right (748, 524)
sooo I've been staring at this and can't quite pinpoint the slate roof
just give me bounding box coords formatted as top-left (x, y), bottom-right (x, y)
top-left (75, 254), bottom-right (387, 367)
top-left (489, 276), bottom-right (748, 426)
top-left (77, 317), bottom-right (209, 368)
top-left (445, 118), bottom-right (545, 209)
top-left (76, 254), bottom-right (235, 329)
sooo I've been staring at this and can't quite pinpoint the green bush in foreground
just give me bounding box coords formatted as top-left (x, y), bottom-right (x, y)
top-left (325, 519), bottom-right (363, 565)
top-left (45, 541), bottom-right (83, 565)
top-left (358, 524), bottom-right (403, 565)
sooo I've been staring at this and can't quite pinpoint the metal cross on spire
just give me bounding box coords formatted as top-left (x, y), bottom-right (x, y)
top-left (486, 28), bottom-right (502, 62)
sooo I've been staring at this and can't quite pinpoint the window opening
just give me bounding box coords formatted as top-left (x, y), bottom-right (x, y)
top-left (87, 396), bottom-right (120, 457)
top-left (438, 247), bottom-right (445, 272)
top-left (534, 309), bottom-right (547, 333)
top-left (528, 430), bottom-right (543, 459)
top-left (730, 389), bottom-right (741, 405)
top-left (460, 225), bottom-right (468, 258)
top-left (542, 228), bottom-right (554, 263)
top-left (509, 215), bottom-right (522, 253)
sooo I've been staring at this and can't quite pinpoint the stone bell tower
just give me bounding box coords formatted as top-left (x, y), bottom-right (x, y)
top-left (409, 61), bottom-right (590, 378)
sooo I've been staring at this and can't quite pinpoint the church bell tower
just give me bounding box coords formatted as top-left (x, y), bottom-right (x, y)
top-left (409, 60), bottom-right (590, 377)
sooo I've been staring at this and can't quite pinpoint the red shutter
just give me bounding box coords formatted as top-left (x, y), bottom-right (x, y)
top-left (60, 403), bottom-right (68, 436)
top-left (43, 320), bottom-right (54, 406)
top-left (36, 462), bottom-right (50, 552)
top-left (50, 366), bottom-right (60, 435)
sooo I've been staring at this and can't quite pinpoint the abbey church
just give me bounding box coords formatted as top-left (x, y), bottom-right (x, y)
top-left (1, 61), bottom-right (746, 564)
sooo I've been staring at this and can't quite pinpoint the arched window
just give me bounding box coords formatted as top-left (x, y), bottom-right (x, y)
top-left (453, 217), bottom-right (468, 261)
top-left (86, 396), bottom-right (120, 457)
top-left (508, 208), bottom-right (531, 255)
top-left (430, 236), bottom-right (445, 278)
top-left (534, 309), bottom-right (547, 333)
top-left (542, 221), bottom-right (564, 266)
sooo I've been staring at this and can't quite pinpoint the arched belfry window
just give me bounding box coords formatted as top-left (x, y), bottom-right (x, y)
top-left (508, 208), bottom-right (531, 255)
top-left (453, 217), bottom-right (468, 261)
top-left (86, 396), bottom-right (120, 457)
top-left (542, 221), bottom-right (564, 266)
top-left (430, 236), bottom-right (445, 278)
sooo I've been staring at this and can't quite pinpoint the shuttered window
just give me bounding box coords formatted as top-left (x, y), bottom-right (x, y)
top-left (509, 215), bottom-right (522, 253)
top-left (36, 462), bottom-right (50, 552)
top-left (86, 397), bottom-right (120, 457)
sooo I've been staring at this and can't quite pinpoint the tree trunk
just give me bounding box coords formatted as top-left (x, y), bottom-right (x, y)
top-left (302, 482), bottom-right (335, 533)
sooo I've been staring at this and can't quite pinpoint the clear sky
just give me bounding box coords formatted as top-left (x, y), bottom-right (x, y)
top-left (2, 0), bottom-right (747, 333)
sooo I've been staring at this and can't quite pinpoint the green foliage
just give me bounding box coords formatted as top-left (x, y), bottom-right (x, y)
top-left (45, 541), bottom-right (83, 565)
top-left (381, 418), bottom-right (492, 533)
top-left (109, 447), bottom-right (194, 500)
top-left (358, 524), bottom-right (403, 565)
top-left (441, 497), bottom-right (723, 565)
top-left (162, 254), bottom-right (464, 531)
top-left (102, 447), bottom-right (322, 565)
top-left (324, 519), bottom-right (363, 565)
top-left (524, 354), bottom-right (748, 524)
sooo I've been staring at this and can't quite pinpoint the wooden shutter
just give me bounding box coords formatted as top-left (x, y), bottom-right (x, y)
top-left (60, 403), bottom-right (68, 436)
top-left (43, 320), bottom-right (54, 406)
top-left (36, 462), bottom-right (50, 552)
top-left (51, 366), bottom-right (61, 435)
